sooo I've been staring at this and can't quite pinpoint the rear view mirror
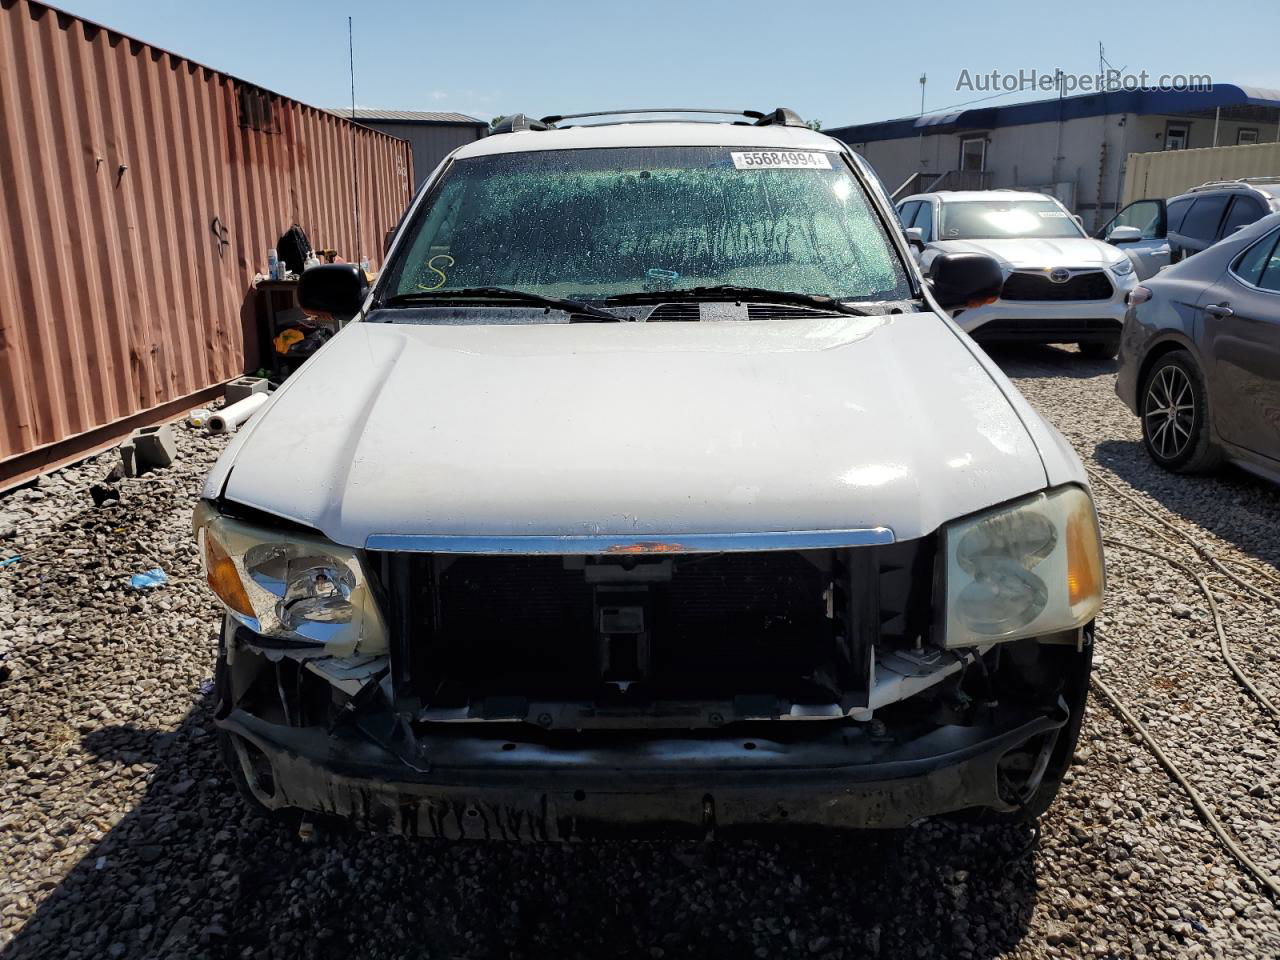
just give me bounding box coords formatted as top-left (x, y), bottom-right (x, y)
top-left (298, 263), bottom-right (369, 314)
top-left (927, 252), bottom-right (1004, 311)
top-left (1108, 225), bottom-right (1143, 245)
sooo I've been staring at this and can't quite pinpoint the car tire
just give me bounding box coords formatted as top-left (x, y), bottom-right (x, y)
top-left (1078, 337), bottom-right (1119, 360)
top-left (1140, 350), bottom-right (1221, 473)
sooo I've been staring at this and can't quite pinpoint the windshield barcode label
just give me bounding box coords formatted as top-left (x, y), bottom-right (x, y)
top-left (731, 151), bottom-right (832, 170)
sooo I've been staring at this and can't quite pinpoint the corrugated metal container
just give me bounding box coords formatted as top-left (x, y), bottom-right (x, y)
top-left (1122, 141), bottom-right (1280, 205)
top-left (353, 120), bottom-right (485, 188)
top-left (335, 110), bottom-right (487, 188)
top-left (0, 0), bottom-right (414, 486)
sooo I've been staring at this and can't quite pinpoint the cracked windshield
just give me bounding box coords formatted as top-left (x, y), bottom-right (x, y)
top-left (386, 146), bottom-right (910, 302)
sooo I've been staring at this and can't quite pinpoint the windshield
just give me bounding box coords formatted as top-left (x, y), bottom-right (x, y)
top-left (381, 146), bottom-right (911, 304)
top-left (939, 200), bottom-right (1084, 240)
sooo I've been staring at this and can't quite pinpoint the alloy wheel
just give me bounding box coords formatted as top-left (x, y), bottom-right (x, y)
top-left (1143, 364), bottom-right (1196, 460)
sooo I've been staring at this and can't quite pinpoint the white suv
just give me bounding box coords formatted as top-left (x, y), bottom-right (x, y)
top-left (898, 189), bottom-right (1139, 358)
top-left (195, 109), bottom-right (1103, 838)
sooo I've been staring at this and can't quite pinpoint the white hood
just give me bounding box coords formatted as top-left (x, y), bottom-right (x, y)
top-left (209, 313), bottom-right (1054, 547)
top-left (932, 236), bottom-right (1125, 270)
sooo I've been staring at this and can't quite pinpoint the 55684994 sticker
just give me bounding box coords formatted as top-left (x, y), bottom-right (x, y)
top-left (731, 151), bottom-right (833, 170)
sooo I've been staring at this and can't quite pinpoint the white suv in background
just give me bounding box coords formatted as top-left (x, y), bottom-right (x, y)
top-left (898, 189), bottom-right (1139, 358)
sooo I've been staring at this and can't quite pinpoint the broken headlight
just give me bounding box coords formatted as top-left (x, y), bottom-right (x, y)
top-left (941, 485), bottom-right (1103, 648)
top-left (193, 504), bottom-right (386, 656)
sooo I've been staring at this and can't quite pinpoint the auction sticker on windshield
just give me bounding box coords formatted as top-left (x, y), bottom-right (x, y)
top-left (731, 150), bottom-right (832, 170)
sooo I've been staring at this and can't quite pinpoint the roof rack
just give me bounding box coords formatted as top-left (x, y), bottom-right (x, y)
top-left (1187, 176), bottom-right (1280, 192)
top-left (490, 107), bottom-right (809, 135)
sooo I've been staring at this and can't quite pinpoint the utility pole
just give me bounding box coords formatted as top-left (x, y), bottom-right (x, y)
top-left (918, 74), bottom-right (927, 174)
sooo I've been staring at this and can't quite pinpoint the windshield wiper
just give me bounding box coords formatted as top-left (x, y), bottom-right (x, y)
top-left (605, 285), bottom-right (871, 316)
top-left (380, 288), bottom-right (622, 322)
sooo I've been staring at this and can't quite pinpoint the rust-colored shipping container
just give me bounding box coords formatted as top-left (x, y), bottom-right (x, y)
top-left (0, 0), bottom-right (414, 487)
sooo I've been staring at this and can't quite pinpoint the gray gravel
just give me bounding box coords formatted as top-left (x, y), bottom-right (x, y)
top-left (2, 347), bottom-right (1279, 959)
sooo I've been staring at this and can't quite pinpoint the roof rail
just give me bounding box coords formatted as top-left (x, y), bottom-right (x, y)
top-left (488, 107), bottom-right (810, 131)
top-left (1187, 176), bottom-right (1280, 192)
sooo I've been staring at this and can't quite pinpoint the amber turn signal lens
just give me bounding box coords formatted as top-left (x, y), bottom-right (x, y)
top-left (1066, 507), bottom-right (1104, 608)
top-left (205, 530), bottom-right (254, 617)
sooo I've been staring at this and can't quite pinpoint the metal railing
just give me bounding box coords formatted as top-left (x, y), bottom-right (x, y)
top-left (891, 169), bottom-right (992, 200)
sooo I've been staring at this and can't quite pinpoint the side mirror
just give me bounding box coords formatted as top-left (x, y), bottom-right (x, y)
top-left (298, 263), bottom-right (369, 314)
top-left (904, 226), bottom-right (925, 249)
top-left (1108, 225), bottom-right (1143, 245)
top-left (928, 252), bottom-right (1004, 311)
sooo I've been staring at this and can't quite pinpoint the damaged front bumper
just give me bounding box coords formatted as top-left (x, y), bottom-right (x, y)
top-left (216, 695), bottom-right (1073, 839)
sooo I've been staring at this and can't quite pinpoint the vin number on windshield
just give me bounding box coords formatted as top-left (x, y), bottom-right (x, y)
top-left (731, 151), bottom-right (832, 170)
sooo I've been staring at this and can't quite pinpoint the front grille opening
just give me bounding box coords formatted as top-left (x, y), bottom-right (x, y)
top-left (1001, 270), bottom-right (1113, 301)
top-left (432, 552), bottom-right (835, 703)
top-left (372, 540), bottom-right (932, 727)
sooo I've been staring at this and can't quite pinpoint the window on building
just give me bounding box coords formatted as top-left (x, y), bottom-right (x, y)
top-left (1237, 128), bottom-right (1260, 146)
top-left (959, 136), bottom-right (986, 172)
top-left (1164, 123), bottom-right (1189, 150)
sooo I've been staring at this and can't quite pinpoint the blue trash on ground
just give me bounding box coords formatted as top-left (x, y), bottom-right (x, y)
top-left (128, 567), bottom-right (168, 590)
top-left (0, 555), bottom-right (20, 569)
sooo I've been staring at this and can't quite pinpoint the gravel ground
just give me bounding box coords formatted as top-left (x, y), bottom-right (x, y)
top-left (2, 346), bottom-right (1279, 959)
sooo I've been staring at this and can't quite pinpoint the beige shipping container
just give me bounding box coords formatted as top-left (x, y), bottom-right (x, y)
top-left (1122, 141), bottom-right (1280, 205)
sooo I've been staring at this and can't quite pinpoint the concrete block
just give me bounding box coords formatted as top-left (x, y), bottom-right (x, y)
top-left (118, 441), bottom-right (138, 478)
top-left (120, 424), bottom-right (177, 476)
top-left (225, 376), bottom-right (269, 405)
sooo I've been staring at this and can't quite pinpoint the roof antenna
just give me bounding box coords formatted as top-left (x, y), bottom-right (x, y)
top-left (348, 16), bottom-right (363, 263)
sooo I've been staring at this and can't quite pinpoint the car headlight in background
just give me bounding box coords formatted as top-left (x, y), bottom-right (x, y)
top-left (193, 503), bottom-right (386, 656)
top-left (941, 485), bottom-right (1103, 648)
top-left (1110, 257), bottom-right (1135, 277)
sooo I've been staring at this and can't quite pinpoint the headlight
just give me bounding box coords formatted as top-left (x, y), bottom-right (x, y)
top-left (193, 504), bottom-right (386, 656)
top-left (941, 485), bottom-right (1103, 648)
top-left (1110, 257), bottom-right (1134, 277)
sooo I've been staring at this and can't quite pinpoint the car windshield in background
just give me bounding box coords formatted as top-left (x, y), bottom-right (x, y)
top-left (381, 146), bottom-right (911, 308)
top-left (940, 200), bottom-right (1084, 240)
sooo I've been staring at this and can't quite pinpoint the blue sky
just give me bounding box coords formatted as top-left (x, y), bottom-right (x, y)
top-left (55, 0), bottom-right (1280, 129)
